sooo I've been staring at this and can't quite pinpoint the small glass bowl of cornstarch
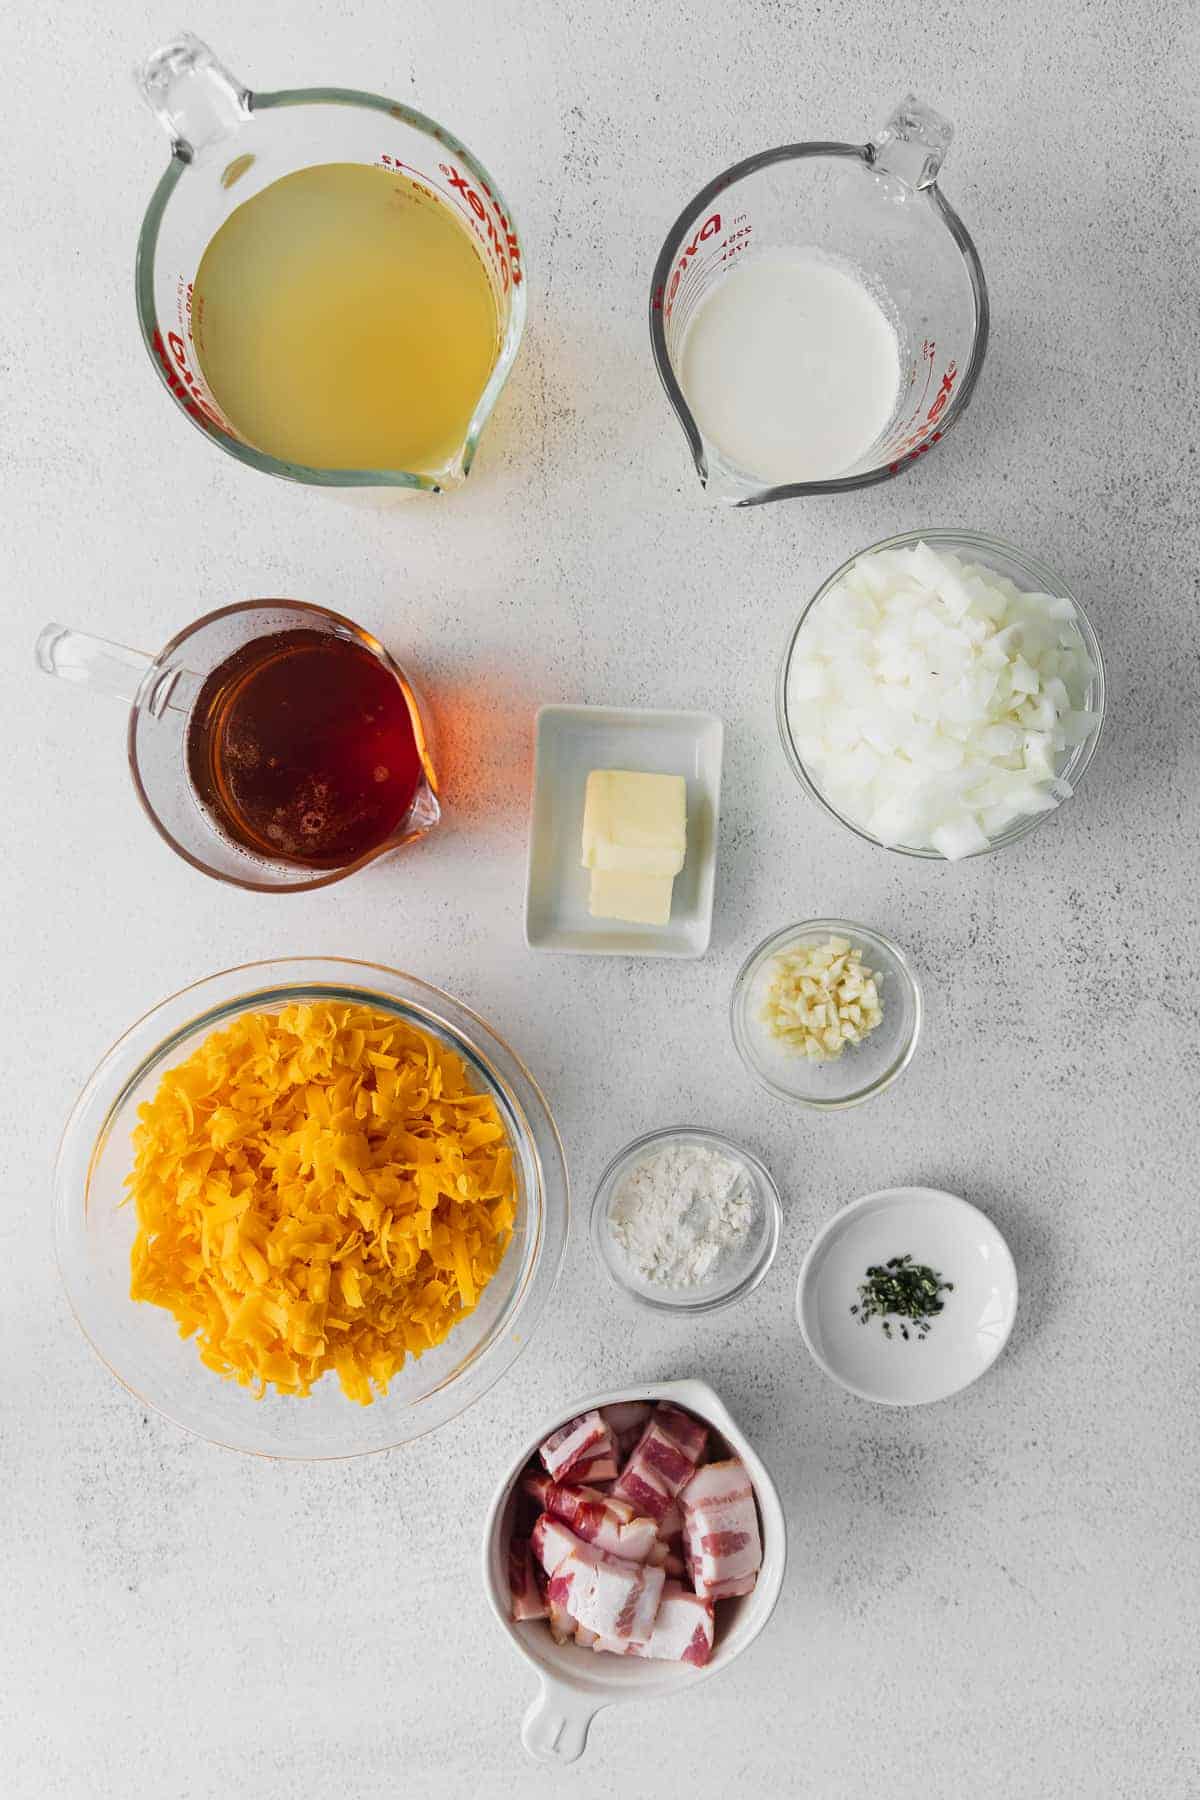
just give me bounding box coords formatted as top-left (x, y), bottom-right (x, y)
top-left (590, 1127), bottom-right (782, 1314)
top-left (731, 919), bottom-right (922, 1109)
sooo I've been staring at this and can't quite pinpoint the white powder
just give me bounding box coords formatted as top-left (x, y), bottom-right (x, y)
top-left (607, 1140), bottom-right (755, 1288)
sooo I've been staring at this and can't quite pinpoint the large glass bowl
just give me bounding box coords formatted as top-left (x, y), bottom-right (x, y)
top-left (777, 529), bottom-right (1106, 859)
top-left (54, 958), bottom-right (569, 1459)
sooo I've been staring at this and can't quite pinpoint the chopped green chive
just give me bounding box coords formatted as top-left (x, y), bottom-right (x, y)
top-left (852, 1253), bottom-right (953, 1340)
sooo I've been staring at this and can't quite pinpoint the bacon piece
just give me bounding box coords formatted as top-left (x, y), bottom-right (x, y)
top-left (508, 1536), bottom-right (548, 1622)
top-left (614, 1403), bottom-right (708, 1525)
top-left (679, 1458), bottom-right (762, 1601)
top-left (547, 1544), bottom-right (666, 1644)
top-left (531, 1512), bottom-right (584, 1576)
top-left (611, 1457), bottom-right (671, 1523)
top-left (570, 1451), bottom-right (619, 1484)
top-left (539, 1410), bottom-right (618, 1483)
top-left (638, 1407), bottom-right (708, 1491)
top-left (702, 1572), bottom-right (758, 1600)
top-left (523, 1475), bottom-right (659, 1563)
top-left (654, 1402), bottom-right (708, 1463)
top-left (637, 1581), bottom-right (715, 1665)
top-left (600, 1400), bottom-right (652, 1455)
top-left (590, 1583), bottom-right (714, 1665)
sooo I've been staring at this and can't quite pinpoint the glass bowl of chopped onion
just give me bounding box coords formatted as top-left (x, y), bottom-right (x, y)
top-left (730, 921), bottom-right (922, 1109)
top-left (777, 529), bottom-right (1106, 860)
top-left (54, 958), bottom-right (569, 1458)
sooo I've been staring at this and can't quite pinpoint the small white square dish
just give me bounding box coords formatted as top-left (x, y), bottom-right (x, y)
top-left (525, 705), bottom-right (723, 957)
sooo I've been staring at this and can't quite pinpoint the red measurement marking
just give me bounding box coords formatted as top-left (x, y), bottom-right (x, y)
top-left (378, 153), bottom-right (523, 291)
top-left (440, 161), bottom-right (523, 289)
top-left (152, 328), bottom-right (226, 433)
top-left (655, 212), bottom-right (724, 316)
top-left (884, 354), bottom-right (958, 467)
top-left (888, 429), bottom-right (943, 475)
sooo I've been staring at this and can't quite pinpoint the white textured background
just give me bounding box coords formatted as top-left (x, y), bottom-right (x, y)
top-left (3, 3), bottom-right (1199, 1795)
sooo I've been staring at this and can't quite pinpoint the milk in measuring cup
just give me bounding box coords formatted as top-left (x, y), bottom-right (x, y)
top-left (678, 250), bottom-right (900, 484)
top-left (191, 163), bottom-right (500, 475)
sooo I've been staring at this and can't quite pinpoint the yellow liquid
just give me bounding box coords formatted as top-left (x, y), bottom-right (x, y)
top-left (192, 162), bottom-right (500, 474)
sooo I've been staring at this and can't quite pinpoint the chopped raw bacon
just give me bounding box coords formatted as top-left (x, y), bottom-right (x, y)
top-left (701, 1572), bottom-right (758, 1600)
top-left (508, 1536), bottom-right (548, 1622)
top-left (654, 1402), bottom-right (709, 1463)
top-left (611, 1457), bottom-right (672, 1522)
top-left (679, 1458), bottom-right (762, 1601)
top-left (531, 1512), bottom-right (584, 1576)
top-left (614, 1402), bottom-right (709, 1527)
top-left (521, 1476), bottom-right (658, 1562)
top-left (538, 1410), bottom-right (618, 1483)
top-left (589, 1584), bottom-right (714, 1666)
top-left (570, 1450), bottom-right (619, 1484)
top-left (635, 1581), bottom-right (715, 1665)
top-left (523, 1474), bottom-right (659, 1563)
top-left (547, 1543), bottom-right (666, 1644)
top-left (638, 1409), bottom-right (708, 1491)
top-left (600, 1400), bottom-right (652, 1454)
top-left (517, 1400), bottom-right (762, 1668)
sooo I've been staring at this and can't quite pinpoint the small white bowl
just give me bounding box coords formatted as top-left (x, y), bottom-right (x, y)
top-left (797, 1187), bottom-right (1018, 1406)
top-left (524, 704), bottom-right (723, 957)
top-left (481, 1377), bottom-right (787, 1762)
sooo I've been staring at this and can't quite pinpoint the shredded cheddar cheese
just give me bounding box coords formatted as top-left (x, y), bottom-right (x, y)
top-left (126, 1002), bottom-right (517, 1404)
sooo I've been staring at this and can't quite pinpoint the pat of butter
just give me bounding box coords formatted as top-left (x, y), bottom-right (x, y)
top-left (581, 770), bottom-right (687, 877)
top-left (588, 868), bottom-right (674, 926)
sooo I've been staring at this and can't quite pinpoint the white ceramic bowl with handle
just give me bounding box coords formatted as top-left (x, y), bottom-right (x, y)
top-left (481, 1376), bottom-right (787, 1763)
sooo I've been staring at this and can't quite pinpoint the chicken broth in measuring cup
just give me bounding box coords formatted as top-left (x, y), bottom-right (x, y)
top-left (191, 163), bottom-right (501, 475)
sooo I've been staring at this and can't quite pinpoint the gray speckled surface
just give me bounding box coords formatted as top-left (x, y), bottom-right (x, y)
top-left (3, 2), bottom-right (1199, 1795)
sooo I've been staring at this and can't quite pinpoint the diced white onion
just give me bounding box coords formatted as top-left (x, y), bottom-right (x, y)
top-left (787, 542), bottom-right (1097, 859)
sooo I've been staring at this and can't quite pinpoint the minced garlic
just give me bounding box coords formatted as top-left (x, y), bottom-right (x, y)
top-left (760, 936), bottom-right (883, 1061)
top-left (126, 1001), bottom-right (516, 1404)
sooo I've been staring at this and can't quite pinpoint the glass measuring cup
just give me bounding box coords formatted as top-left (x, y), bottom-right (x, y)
top-left (649, 97), bottom-right (988, 505)
top-left (135, 35), bottom-right (525, 492)
top-left (35, 602), bottom-right (440, 892)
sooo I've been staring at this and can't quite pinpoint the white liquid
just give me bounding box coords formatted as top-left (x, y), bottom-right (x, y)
top-left (679, 249), bottom-right (901, 483)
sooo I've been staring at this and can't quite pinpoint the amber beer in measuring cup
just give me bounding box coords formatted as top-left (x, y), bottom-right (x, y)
top-left (135, 35), bottom-right (525, 492)
top-left (35, 603), bottom-right (440, 892)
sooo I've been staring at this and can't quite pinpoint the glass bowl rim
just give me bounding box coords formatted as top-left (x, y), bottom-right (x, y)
top-left (589, 1124), bottom-right (782, 1315)
top-left (53, 956), bottom-right (569, 1459)
top-left (730, 918), bottom-right (922, 1110)
top-left (775, 527), bottom-right (1107, 859)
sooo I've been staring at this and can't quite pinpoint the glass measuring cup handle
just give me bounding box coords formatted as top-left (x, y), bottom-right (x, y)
top-left (867, 96), bottom-right (954, 190)
top-left (35, 624), bottom-right (198, 718)
top-left (137, 33), bottom-right (249, 161)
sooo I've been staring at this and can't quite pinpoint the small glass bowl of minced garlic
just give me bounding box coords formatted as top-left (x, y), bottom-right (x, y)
top-left (730, 919), bottom-right (922, 1109)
